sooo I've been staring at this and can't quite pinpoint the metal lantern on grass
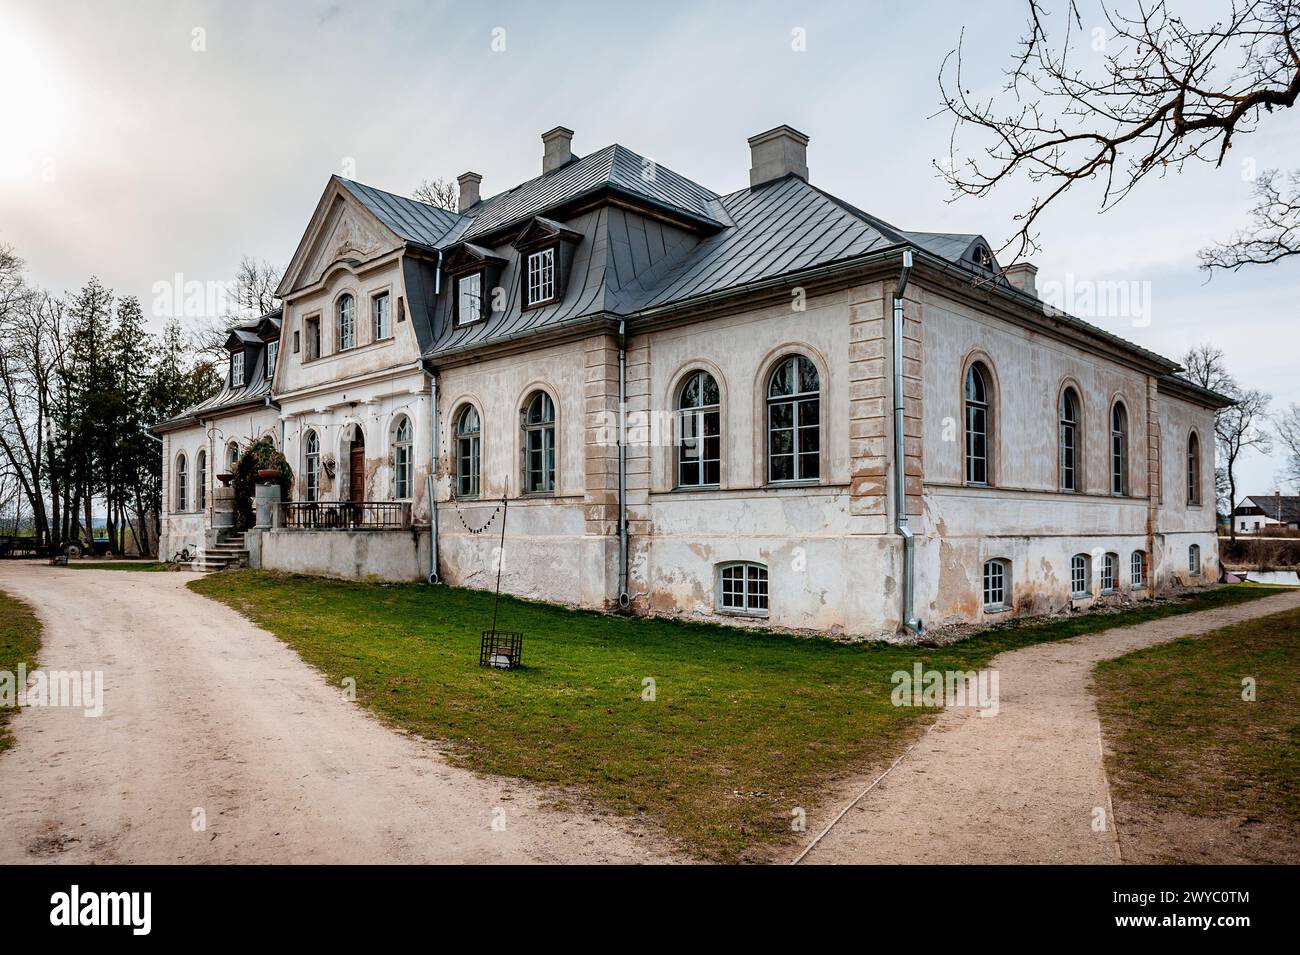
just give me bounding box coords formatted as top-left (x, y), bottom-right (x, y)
top-left (478, 494), bottom-right (523, 670)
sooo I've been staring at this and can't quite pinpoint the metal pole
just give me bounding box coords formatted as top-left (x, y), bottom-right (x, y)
top-left (489, 494), bottom-right (508, 635)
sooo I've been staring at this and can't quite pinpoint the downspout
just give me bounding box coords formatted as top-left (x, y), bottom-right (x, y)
top-left (617, 319), bottom-right (630, 609)
top-left (893, 249), bottom-right (922, 635)
top-left (426, 367), bottom-right (441, 584)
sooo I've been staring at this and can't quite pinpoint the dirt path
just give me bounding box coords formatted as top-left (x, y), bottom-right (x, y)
top-left (0, 563), bottom-right (678, 864)
top-left (797, 589), bottom-right (1300, 865)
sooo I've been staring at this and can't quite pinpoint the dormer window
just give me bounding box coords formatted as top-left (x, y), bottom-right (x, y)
top-left (456, 272), bottom-right (483, 326)
top-left (266, 340), bottom-right (278, 377)
top-left (525, 248), bottom-right (556, 307)
top-left (231, 350), bottom-right (245, 387)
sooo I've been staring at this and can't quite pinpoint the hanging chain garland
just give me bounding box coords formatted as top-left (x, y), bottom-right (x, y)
top-left (451, 496), bottom-right (504, 535)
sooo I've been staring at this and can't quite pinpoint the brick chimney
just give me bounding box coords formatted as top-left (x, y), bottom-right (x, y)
top-left (1005, 262), bottom-right (1038, 297)
top-left (456, 171), bottom-right (482, 213)
top-left (748, 125), bottom-right (810, 187)
top-left (541, 126), bottom-right (574, 174)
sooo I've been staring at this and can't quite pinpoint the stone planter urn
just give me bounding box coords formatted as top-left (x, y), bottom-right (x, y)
top-left (256, 468), bottom-right (280, 482)
top-left (216, 472), bottom-right (233, 487)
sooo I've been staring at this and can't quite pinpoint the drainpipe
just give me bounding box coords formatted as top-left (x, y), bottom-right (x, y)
top-left (426, 367), bottom-right (441, 584)
top-left (893, 249), bottom-right (922, 635)
top-left (617, 319), bottom-right (630, 610)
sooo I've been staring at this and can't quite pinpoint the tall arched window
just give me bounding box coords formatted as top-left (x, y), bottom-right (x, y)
top-left (965, 362), bottom-right (991, 485)
top-left (336, 293), bottom-right (356, 351)
top-left (1059, 387), bottom-right (1080, 492)
top-left (226, 440), bottom-right (239, 474)
top-left (677, 370), bottom-right (720, 487)
top-left (1187, 431), bottom-right (1201, 505)
top-left (767, 355), bottom-right (819, 482)
top-left (456, 405), bottom-right (481, 498)
top-left (393, 416), bottom-right (412, 499)
top-left (175, 453), bottom-right (188, 511)
top-left (522, 391), bottom-right (555, 493)
top-left (1110, 401), bottom-right (1129, 496)
top-left (304, 430), bottom-right (320, 502)
top-left (196, 449), bottom-right (207, 511)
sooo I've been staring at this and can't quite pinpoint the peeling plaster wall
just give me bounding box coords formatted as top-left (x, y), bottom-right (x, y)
top-left (257, 528), bottom-right (431, 581)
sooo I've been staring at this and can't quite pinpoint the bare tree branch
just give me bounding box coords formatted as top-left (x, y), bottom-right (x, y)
top-left (412, 177), bottom-right (458, 211)
top-left (1199, 167), bottom-right (1300, 269)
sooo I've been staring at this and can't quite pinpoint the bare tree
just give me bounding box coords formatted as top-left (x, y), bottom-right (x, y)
top-left (412, 177), bottom-right (459, 211)
top-left (939, 1), bottom-right (1300, 260)
top-left (1276, 402), bottom-right (1300, 489)
top-left (190, 256), bottom-right (283, 367)
top-left (1199, 167), bottom-right (1300, 270)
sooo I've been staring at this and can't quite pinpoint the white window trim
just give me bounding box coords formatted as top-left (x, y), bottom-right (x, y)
top-left (456, 273), bottom-right (484, 326)
top-left (982, 558), bottom-right (1009, 612)
top-left (525, 248), bottom-right (556, 307)
top-left (231, 351), bottom-right (244, 387)
top-left (1071, 554), bottom-right (1091, 598)
top-left (717, 562), bottom-right (769, 617)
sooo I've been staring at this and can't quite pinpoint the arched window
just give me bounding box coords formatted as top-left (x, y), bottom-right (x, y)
top-left (522, 391), bottom-right (555, 493)
top-left (455, 405), bottom-right (481, 498)
top-left (1188, 544), bottom-right (1201, 576)
top-left (1110, 401), bottom-right (1129, 496)
top-left (1071, 553), bottom-right (1091, 597)
top-left (393, 416), bottom-right (412, 500)
top-left (336, 293), bottom-right (356, 351)
top-left (982, 559), bottom-right (1009, 611)
top-left (965, 362), bottom-right (991, 485)
top-left (196, 449), bottom-right (207, 511)
top-left (304, 430), bottom-right (320, 503)
top-left (226, 441), bottom-right (239, 475)
top-left (175, 453), bottom-right (188, 512)
top-left (1187, 431), bottom-right (1201, 505)
top-left (1130, 551), bottom-right (1146, 588)
top-left (767, 355), bottom-right (819, 482)
top-left (1059, 387), bottom-right (1080, 492)
top-left (718, 562), bottom-right (768, 615)
top-left (1101, 552), bottom-right (1118, 593)
top-left (677, 370), bottom-right (720, 487)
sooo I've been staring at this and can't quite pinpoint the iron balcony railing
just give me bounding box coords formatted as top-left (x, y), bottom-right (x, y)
top-left (279, 501), bottom-right (411, 530)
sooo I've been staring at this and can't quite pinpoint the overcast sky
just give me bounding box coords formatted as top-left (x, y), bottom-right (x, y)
top-left (2, 0), bottom-right (1296, 494)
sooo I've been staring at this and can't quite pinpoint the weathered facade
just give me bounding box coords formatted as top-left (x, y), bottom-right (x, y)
top-left (155, 125), bottom-right (1230, 638)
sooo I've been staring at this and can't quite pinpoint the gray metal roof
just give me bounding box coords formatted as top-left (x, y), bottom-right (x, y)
top-left (335, 178), bottom-right (462, 248)
top-left (155, 311), bottom-right (282, 430)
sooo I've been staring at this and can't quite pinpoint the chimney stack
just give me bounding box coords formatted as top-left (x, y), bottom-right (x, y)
top-left (456, 171), bottom-right (482, 213)
top-left (748, 125), bottom-right (810, 187)
top-left (1004, 262), bottom-right (1038, 297)
top-left (541, 126), bottom-right (574, 174)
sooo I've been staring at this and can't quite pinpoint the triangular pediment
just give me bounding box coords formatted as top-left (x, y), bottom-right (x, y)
top-left (511, 216), bottom-right (582, 251)
top-left (277, 178), bottom-right (404, 297)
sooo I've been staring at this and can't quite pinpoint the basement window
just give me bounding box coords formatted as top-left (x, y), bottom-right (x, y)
top-left (1101, 552), bottom-right (1118, 593)
top-left (1071, 554), bottom-right (1091, 597)
top-left (718, 562), bottom-right (768, 616)
top-left (982, 559), bottom-right (1009, 611)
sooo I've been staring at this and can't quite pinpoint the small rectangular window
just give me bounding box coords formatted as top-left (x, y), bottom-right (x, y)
top-left (982, 560), bottom-right (1007, 610)
top-left (293, 330), bottom-right (300, 354)
top-left (231, 351), bottom-right (244, 387)
top-left (525, 248), bottom-right (556, 306)
top-left (719, 563), bottom-right (768, 615)
top-left (373, 292), bottom-right (391, 340)
top-left (456, 273), bottom-right (483, 326)
top-left (305, 317), bottom-right (320, 361)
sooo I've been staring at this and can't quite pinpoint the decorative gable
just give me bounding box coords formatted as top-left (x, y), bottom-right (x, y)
top-left (277, 181), bottom-right (403, 297)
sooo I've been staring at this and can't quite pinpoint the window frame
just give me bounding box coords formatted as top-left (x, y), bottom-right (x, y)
top-left (1187, 431), bottom-right (1202, 506)
top-left (676, 369), bottom-right (721, 489)
top-left (1071, 553), bottom-right (1091, 598)
top-left (196, 449), bottom-right (207, 511)
top-left (455, 404), bottom-right (482, 499)
top-left (1059, 385), bottom-right (1080, 492)
top-left (336, 293), bottom-right (356, 352)
top-left (392, 416), bottom-right (413, 500)
top-left (455, 272), bottom-right (485, 327)
top-left (372, 291), bottom-right (391, 341)
top-left (964, 361), bottom-right (992, 487)
top-left (765, 354), bottom-right (821, 484)
top-left (304, 430), bottom-right (320, 503)
top-left (266, 340), bottom-right (278, 379)
top-left (304, 314), bottom-right (321, 362)
top-left (523, 247), bottom-right (558, 309)
top-left (1110, 400), bottom-right (1129, 497)
top-left (1101, 552), bottom-right (1118, 593)
top-left (717, 562), bottom-right (769, 617)
top-left (521, 390), bottom-right (556, 495)
top-left (230, 350), bottom-right (245, 388)
top-left (1130, 550), bottom-right (1146, 589)
top-left (1188, 544), bottom-right (1201, 576)
top-left (982, 558), bottom-right (1009, 611)
top-left (175, 453), bottom-right (188, 512)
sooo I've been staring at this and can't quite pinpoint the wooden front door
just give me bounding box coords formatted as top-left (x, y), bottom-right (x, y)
top-left (348, 432), bottom-right (365, 504)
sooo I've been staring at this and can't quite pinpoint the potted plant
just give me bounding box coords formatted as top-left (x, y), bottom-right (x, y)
top-left (233, 437), bottom-right (295, 530)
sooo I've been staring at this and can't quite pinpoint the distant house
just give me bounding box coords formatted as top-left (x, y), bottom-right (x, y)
top-left (154, 124), bottom-right (1231, 638)
top-left (1232, 495), bottom-right (1300, 534)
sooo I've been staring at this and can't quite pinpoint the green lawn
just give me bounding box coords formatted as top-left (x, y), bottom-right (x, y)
top-left (68, 561), bottom-right (174, 572)
top-left (0, 588), bottom-right (42, 753)
top-left (190, 571), bottom-right (1286, 861)
top-left (1095, 603), bottom-right (1300, 862)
